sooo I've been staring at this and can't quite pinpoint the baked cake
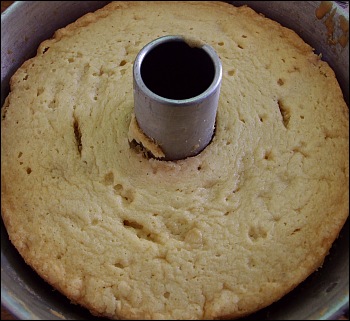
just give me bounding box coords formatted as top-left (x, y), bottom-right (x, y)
top-left (1, 1), bottom-right (349, 319)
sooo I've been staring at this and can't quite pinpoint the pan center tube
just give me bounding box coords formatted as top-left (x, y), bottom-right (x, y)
top-left (132, 35), bottom-right (222, 161)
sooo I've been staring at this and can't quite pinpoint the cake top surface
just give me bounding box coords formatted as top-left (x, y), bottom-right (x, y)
top-left (1, 1), bottom-right (349, 319)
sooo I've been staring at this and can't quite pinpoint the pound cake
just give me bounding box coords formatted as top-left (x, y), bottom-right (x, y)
top-left (1, 1), bottom-right (349, 319)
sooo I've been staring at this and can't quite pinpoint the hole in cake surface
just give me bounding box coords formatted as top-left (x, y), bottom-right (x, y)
top-left (291, 228), bottom-right (301, 235)
top-left (248, 226), bottom-right (268, 241)
top-left (129, 140), bottom-right (155, 159)
top-left (277, 99), bottom-right (291, 128)
top-left (247, 258), bottom-right (257, 268)
top-left (123, 220), bottom-right (143, 230)
top-left (264, 150), bottom-right (273, 161)
top-left (113, 262), bottom-right (125, 269)
top-left (104, 172), bottom-right (114, 185)
top-left (113, 184), bottom-right (123, 192)
top-left (48, 99), bottom-right (56, 110)
top-left (73, 116), bottom-right (82, 155)
top-left (292, 144), bottom-right (309, 158)
top-left (36, 88), bottom-right (44, 96)
top-left (114, 185), bottom-right (135, 204)
top-left (42, 46), bottom-right (50, 54)
top-left (258, 113), bottom-right (267, 123)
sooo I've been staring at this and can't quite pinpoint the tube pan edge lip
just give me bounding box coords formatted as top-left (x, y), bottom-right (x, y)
top-left (133, 35), bottom-right (223, 107)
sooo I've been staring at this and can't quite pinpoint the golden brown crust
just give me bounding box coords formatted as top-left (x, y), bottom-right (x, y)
top-left (1, 1), bottom-right (349, 320)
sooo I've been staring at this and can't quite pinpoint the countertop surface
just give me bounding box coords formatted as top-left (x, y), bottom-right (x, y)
top-left (1, 1), bottom-right (349, 320)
